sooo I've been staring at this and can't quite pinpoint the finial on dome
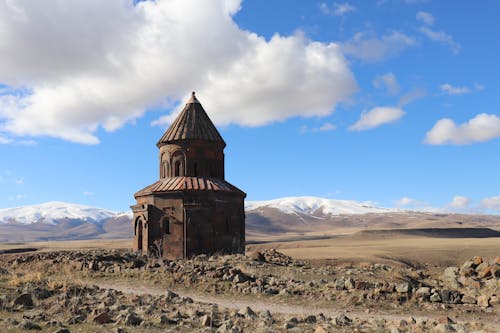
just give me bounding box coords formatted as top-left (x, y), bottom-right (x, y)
top-left (187, 91), bottom-right (200, 104)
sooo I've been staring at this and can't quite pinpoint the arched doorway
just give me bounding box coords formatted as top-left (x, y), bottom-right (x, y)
top-left (135, 218), bottom-right (143, 251)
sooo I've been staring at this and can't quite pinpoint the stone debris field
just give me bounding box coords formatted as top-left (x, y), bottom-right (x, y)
top-left (0, 249), bottom-right (498, 332)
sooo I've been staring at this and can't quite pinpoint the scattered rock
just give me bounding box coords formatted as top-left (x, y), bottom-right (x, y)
top-left (124, 312), bottom-right (143, 326)
top-left (200, 314), bottom-right (211, 327)
top-left (165, 290), bottom-right (178, 299)
top-left (444, 267), bottom-right (459, 279)
top-left (396, 282), bottom-right (410, 293)
top-left (335, 314), bottom-right (352, 326)
top-left (53, 329), bottom-right (70, 333)
top-left (233, 273), bottom-right (249, 284)
top-left (238, 306), bottom-right (256, 319)
top-left (477, 295), bottom-right (490, 308)
top-left (440, 290), bottom-right (461, 304)
top-left (18, 319), bottom-right (42, 330)
top-left (314, 326), bottom-right (327, 333)
top-left (248, 251), bottom-right (265, 262)
top-left (472, 256), bottom-right (483, 266)
top-left (13, 293), bottom-right (34, 309)
top-left (93, 312), bottom-right (113, 324)
top-left (304, 315), bottom-right (316, 324)
top-left (430, 292), bottom-right (442, 303)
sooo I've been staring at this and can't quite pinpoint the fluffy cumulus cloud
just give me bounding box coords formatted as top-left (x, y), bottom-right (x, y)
top-left (481, 196), bottom-right (500, 212)
top-left (373, 73), bottom-right (399, 95)
top-left (0, 0), bottom-right (357, 144)
top-left (449, 195), bottom-right (470, 208)
top-left (349, 106), bottom-right (404, 131)
top-left (341, 31), bottom-right (416, 62)
top-left (425, 113), bottom-right (500, 145)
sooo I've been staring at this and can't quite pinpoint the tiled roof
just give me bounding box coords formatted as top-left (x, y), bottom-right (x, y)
top-left (157, 92), bottom-right (225, 147)
top-left (135, 177), bottom-right (245, 197)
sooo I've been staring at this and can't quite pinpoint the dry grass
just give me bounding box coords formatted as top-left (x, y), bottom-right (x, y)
top-left (249, 235), bottom-right (500, 267)
top-left (0, 238), bottom-right (130, 252)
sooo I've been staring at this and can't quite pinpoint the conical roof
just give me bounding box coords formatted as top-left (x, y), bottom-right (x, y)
top-left (157, 92), bottom-right (225, 147)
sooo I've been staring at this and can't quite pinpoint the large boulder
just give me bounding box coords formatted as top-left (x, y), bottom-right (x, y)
top-left (13, 293), bottom-right (34, 309)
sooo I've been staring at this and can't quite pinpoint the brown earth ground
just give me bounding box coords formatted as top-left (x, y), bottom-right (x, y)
top-left (0, 229), bottom-right (499, 332)
top-left (2, 228), bottom-right (499, 267)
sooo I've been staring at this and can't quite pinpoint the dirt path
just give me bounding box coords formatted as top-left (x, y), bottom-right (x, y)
top-left (96, 281), bottom-right (499, 327)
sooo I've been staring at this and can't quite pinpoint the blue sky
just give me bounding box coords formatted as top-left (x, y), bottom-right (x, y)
top-left (1, 0), bottom-right (499, 213)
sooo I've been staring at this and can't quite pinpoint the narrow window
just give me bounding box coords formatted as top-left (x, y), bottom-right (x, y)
top-left (162, 162), bottom-right (169, 178)
top-left (225, 217), bottom-right (230, 233)
top-left (163, 218), bottom-right (170, 234)
top-left (174, 161), bottom-right (181, 177)
top-left (194, 162), bottom-right (198, 177)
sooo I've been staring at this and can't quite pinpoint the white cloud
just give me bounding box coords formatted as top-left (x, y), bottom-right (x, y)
top-left (481, 196), bottom-right (500, 212)
top-left (319, 3), bottom-right (330, 14)
top-left (425, 113), bottom-right (500, 145)
top-left (474, 83), bottom-right (485, 91)
top-left (349, 106), bottom-right (404, 131)
top-left (416, 11), bottom-right (434, 25)
top-left (15, 178), bottom-right (24, 185)
top-left (398, 88), bottom-right (426, 107)
top-left (0, 0), bottom-right (357, 144)
top-left (449, 195), bottom-right (470, 208)
top-left (373, 73), bottom-right (399, 95)
top-left (0, 135), bottom-right (11, 144)
top-left (394, 197), bottom-right (425, 208)
top-left (83, 191), bottom-right (95, 197)
top-left (341, 31), bottom-right (416, 62)
top-left (300, 122), bottom-right (337, 133)
top-left (333, 2), bottom-right (356, 16)
top-left (319, 2), bottom-right (356, 16)
top-left (419, 26), bottom-right (460, 54)
top-left (319, 122), bottom-right (337, 132)
top-left (440, 83), bottom-right (470, 95)
top-left (440, 83), bottom-right (484, 95)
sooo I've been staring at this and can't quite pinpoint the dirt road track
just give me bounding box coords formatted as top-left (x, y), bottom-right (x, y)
top-left (96, 282), bottom-right (500, 329)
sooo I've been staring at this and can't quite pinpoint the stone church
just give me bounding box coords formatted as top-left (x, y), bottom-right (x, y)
top-left (131, 92), bottom-right (246, 259)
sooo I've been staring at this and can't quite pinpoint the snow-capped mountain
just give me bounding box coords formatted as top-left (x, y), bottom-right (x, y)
top-left (0, 201), bottom-right (123, 225)
top-left (0, 202), bottom-right (133, 242)
top-left (246, 196), bottom-right (395, 216)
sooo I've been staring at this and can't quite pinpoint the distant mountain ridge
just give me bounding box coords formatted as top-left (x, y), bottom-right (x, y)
top-left (1, 197), bottom-right (499, 242)
top-left (246, 196), bottom-right (396, 216)
top-left (1, 197), bottom-right (394, 226)
top-left (0, 201), bottom-right (131, 225)
top-left (0, 202), bottom-right (132, 242)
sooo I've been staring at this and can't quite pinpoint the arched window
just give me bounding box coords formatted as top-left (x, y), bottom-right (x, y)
top-left (160, 152), bottom-right (170, 178)
top-left (172, 150), bottom-right (185, 177)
